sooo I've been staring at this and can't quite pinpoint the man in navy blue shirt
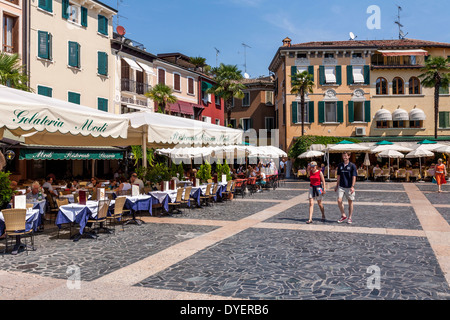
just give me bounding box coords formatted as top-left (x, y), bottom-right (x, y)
top-left (334, 152), bottom-right (357, 224)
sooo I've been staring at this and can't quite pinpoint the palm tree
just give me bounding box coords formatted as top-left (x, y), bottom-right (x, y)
top-left (189, 56), bottom-right (207, 72)
top-left (419, 56), bottom-right (450, 139)
top-left (208, 63), bottom-right (246, 125)
top-left (0, 52), bottom-right (30, 92)
top-left (290, 70), bottom-right (314, 136)
top-left (145, 83), bottom-right (177, 115)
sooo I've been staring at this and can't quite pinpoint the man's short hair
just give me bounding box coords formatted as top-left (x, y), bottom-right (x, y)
top-left (343, 152), bottom-right (352, 157)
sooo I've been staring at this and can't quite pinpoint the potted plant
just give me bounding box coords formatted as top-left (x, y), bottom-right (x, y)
top-left (147, 163), bottom-right (171, 190)
top-left (0, 171), bottom-right (13, 210)
top-left (196, 161), bottom-right (212, 183)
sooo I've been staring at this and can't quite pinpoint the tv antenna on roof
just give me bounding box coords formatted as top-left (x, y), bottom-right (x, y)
top-left (214, 47), bottom-right (220, 67)
top-left (241, 43), bottom-right (251, 74)
top-left (395, 5), bottom-right (408, 40)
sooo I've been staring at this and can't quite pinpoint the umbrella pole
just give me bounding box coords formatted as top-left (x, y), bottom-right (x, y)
top-left (142, 129), bottom-right (148, 169)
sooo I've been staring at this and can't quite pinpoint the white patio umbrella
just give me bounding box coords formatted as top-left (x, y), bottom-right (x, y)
top-left (434, 145), bottom-right (450, 154)
top-left (370, 144), bottom-right (413, 153)
top-left (324, 141), bottom-right (371, 179)
top-left (298, 150), bottom-right (325, 159)
top-left (377, 150), bottom-right (405, 182)
top-left (405, 148), bottom-right (434, 179)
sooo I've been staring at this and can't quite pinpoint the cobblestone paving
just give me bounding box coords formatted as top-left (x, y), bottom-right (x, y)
top-left (136, 228), bottom-right (449, 300)
top-left (0, 179), bottom-right (449, 301)
top-left (265, 204), bottom-right (422, 230)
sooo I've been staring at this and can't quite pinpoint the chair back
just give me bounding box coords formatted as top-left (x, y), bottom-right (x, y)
top-left (114, 197), bottom-right (127, 216)
top-left (118, 190), bottom-right (131, 196)
top-left (143, 187), bottom-right (152, 194)
top-left (412, 169), bottom-right (420, 176)
top-left (91, 189), bottom-right (98, 201)
top-left (184, 186), bottom-right (192, 200)
top-left (3, 209), bottom-right (26, 232)
top-left (74, 193), bottom-right (79, 203)
top-left (26, 203), bottom-right (34, 209)
top-left (205, 183), bottom-right (212, 196)
top-left (373, 168), bottom-right (381, 176)
top-left (398, 169), bottom-right (406, 176)
top-left (176, 188), bottom-right (184, 202)
top-left (226, 180), bottom-right (232, 192)
top-left (56, 198), bottom-right (69, 208)
top-left (97, 199), bottom-right (110, 220)
top-left (212, 184), bottom-right (218, 194)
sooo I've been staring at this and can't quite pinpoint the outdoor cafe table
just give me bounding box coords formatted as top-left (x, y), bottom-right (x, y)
top-left (0, 207), bottom-right (41, 236)
top-left (191, 182), bottom-right (228, 205)
top-left (56, 200), bottom-right (115, 240)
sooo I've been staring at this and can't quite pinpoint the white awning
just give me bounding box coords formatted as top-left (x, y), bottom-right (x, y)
top-left (377, 49), bottom-right (428, 56)
top-left (374, 109), bottom-right (392, 121)
top-left (325, 67), bottom-right (336, 83)
top-left (393, 109), bottom-right (409, 121)
top-left (352, 66), bottom-right (365, 83)
top-left (137, 61), bottom-right (154, 75)
top-left (409, 108), bottom-right (426, 121)
top-left (122, 57), bottom-right (143, 71)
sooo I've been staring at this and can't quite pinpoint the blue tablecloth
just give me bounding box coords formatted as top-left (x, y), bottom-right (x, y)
top-left (124, 195), bottom-right (154, 215)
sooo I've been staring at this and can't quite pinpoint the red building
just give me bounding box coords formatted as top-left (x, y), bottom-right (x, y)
top-left (198, 75), bottom-right (224, 126)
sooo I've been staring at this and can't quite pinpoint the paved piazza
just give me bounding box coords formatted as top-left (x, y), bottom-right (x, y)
top-left (0, 180), bottom-right (449, 301)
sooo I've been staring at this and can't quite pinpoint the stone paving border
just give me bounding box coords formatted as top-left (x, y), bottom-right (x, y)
top-left (0, 181), bottom-right (449, 300)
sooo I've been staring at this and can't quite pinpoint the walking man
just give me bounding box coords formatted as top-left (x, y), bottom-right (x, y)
top-left (334, 152), bottom-right (357, 224)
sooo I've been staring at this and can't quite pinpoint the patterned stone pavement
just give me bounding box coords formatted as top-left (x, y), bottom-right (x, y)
top-left (0, 179), bottom-right (449, 301)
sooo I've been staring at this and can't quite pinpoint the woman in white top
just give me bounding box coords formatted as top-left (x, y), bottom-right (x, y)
top-left (116, 177), bottom-right (132, 195)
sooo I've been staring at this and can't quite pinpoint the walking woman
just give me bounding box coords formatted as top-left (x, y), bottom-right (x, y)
top-left (435, 159), bottom-right (447, 193)
top-left (306, 161), bottom-right (326, 224)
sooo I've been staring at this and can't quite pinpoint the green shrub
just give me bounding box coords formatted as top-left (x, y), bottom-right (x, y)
top-left (0, 171), bottom-right (13, 209)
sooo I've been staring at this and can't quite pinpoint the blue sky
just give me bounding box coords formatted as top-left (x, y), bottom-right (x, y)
top-left (101, 0), bottom-right (450, 78)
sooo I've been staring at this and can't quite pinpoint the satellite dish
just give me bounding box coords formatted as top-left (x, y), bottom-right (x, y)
top-left (117, 25), bottom-right (126, 36)
top-left (244, 73), bottom-right (250, 79)
top-left (349, 32), bottom-right (356, 40)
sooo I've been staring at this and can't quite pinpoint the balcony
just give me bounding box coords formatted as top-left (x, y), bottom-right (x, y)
top-left (121, 79), bottom-right (152, 95)
top-left (371, 54), bottom-right (426, 69)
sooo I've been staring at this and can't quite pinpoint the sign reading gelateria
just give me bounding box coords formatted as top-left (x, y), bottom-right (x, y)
top-left (19, 149), bottom-right (124, 161)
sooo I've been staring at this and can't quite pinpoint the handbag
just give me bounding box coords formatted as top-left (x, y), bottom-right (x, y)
top-left (432, 177), bottom-right (437, 184)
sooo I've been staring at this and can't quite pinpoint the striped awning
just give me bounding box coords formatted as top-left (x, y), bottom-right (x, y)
top-left (377, 49), bottom-right (428, 57)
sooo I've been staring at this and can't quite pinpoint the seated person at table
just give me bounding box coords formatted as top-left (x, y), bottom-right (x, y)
top-left (116, 177), bottom-right (132, 194)
top-left (130, 172), bottom-right (144, 193)
top-left (26, 181), bottom-right (44, 200)
top-left (10, 180), bottom-right (18, 191)
top-left (88, 177), bottom-right (101, 188)
top-left (42, 176), bottom-right (58, 196)
top-left (71, 180), bottom-right (80, 191)
top-left (108, 179), bottom-right (119, 190)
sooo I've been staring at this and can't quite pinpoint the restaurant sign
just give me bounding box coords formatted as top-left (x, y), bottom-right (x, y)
top-left (19, 149), bottom-right (124, 161)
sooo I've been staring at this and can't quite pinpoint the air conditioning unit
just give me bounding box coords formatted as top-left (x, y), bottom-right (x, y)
top-left (355, 127), bottom-right (366, 136)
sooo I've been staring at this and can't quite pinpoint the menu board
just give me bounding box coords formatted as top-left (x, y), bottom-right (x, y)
top-left (78, 190), bottom-right (87, 205)
top-left (98, 188), bottom-right (105, 201)
top-left (222, 175), bottom-right (227, 184)
top-left (132, 184), bottom-right (140, 197)
top-left (14, 195), bottom-right (27, 209)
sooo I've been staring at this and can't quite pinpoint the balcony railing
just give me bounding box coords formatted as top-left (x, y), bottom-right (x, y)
top-left (121, 79), bottom-right (152, 95)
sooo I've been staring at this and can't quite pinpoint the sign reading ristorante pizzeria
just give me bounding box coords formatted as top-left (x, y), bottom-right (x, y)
top-left (19, 149), bottom-right (124, 160)
top-left (12, 110), bottom-right (109, 134)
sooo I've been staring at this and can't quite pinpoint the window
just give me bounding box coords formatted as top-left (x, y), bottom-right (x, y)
top-left (325, 102), bottom-right (337, 123)
top-left (376, 77), bottom-right (388, 95)
top-left (265, 91), bottom-right (274, 105)
top-left (377, 121), bottom-right (389, 129)
top-left (215, 95), bottom-right (221, 106)
top-left (352, 66), bottom-right (364, 84)
top-left (242, 118), bottom-right (252, 131)
top-left (410, 120), bottom-right (423, 128)
top-left (352, 53), bottom-right (362, 58)
top-left (265, 117), bottom-right (275, 131)
top-left (98, 98), bottom-right (108, 112)
top-left (68, 41), bottom-right (80, 68)
top-left (38, 0), bottom-right (53, 13)
top-left (215, 119), bottom-right (220, 126)
top-left (353, 102), bottom-right (365, 122)
top-left (229, 119), bottom-right (237, 128)
top-left (68, 92), bottom-right (80, 104)
top-left (68, 3), bottom-right (80, 24)
top-left (97, 52), bottom-right (108, 76)
top-left (392, 77), bottom-right (404, 95)
top-left (324, 53), bottom-right (334, 59)
top-left (393, 120), bottom-right (406, 128)
top-left (296, 102), bottom-right (309, 124)
top-left (37, 85), bottom-right (52, 97)
top-left (439, 84), bottom-right (449, 95)
top-left (3, 14), bottom-right (18, 54)
top-left (98, 15), bottom-right (108, 36)
top-left (242, 92), bottom-right (250, 106)
top-left (187, 77), bottom-right (194, 95)
top-left (409, 77), bottom-right (420, 94)
top-left (439, 112), bottom-right (450, 128)
top-left (158, 68), bottom-right (165, 85)
top-left (173, 73), bottom-right (181, 91)
top-left (38, 31), bottom-right (52, 60)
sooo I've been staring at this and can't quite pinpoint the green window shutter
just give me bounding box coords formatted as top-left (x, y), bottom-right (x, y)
top-left (68, 92), bottom-right (81, 105)
top-left (364, 101), bottom-right (371, 123)
top-left (364, 65), bottom-right (371, 85)
top-left (98, 52), bottom-right (108, 76)
top-left (308, 66), bottom-right (314, 82)
top-left (38, 31), bottom-right (49, 59)
top-left (68, 41), bottom-right (80, 68)
top-left (335, 66), bottom-right (342, 86)
top-left (62, 0), bottom-right (69, 19)
top-left (98, 15), bottom-right (108, 35)
top-left (447, 112), bottom-right (450, 128)
top-left (291, 66), bottom-right (297, 83)
top-left (319, 66), bottom-right (325, 85)
top-left (348, 101), bottom-right (354, 123)
top-left (439, 84), bottom-right (449, 95)
top-left (308, 101), bottom-right (315, 123)
top-left (292, 101), bottom-right (298, 124)
top-left (318, 101), bottom-right (325, 123)
top-left (39, 0), bottom-right (52, 12)
top-left (440, 112), bottom-right (450, 128)
top-left (98, 98), bottom-right (108, 112)
top-left (81, 7), bottom-right (88, 27)
top-left (37, 86), bottom-right (52, 97)
top-left (337, 101), bottom-right (344, 123)
top-left (347, 65), bottom-right (353, 85)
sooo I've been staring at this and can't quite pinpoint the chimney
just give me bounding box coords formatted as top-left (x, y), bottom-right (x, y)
top-left (282, 37), bottom-right (292, 47)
